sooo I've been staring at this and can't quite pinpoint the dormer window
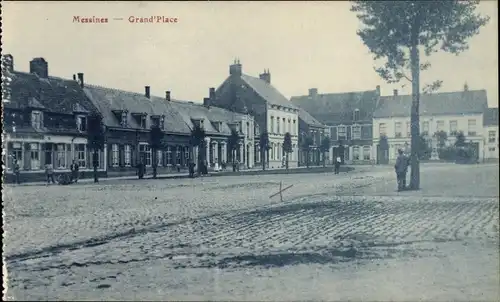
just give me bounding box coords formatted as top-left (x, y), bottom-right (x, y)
top-left (31, 111), bottom-right (42, 129)
top-left (121, 111), bottom-right (128, 127)
top-left (151, 116), bottom-right (160, 128)
top-left (353, 109), bottom-right (360, 121)
top-left (140, 116), bottom-right (147, 128)
top-left (76, 115), bottom-right (87, 132)
top-left (160, 115), bottom-right (165, 129)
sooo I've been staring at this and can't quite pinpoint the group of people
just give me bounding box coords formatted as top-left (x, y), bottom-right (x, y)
top-left (12, 159), bottom-right (80, 185)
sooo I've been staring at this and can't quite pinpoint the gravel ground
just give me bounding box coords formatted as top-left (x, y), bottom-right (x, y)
top-left (3, 164), bottom-right (499, 301)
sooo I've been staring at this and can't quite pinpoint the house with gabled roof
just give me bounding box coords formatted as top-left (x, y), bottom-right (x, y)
top-left (295, 106), bottom-right (328, 166)
top-left (84, 80), bottom-right (253, 176)
top-left (2, 54), bottom-right (104, 183)
top-left (483, 107), bottom-right (498, 160)
top-left (373, 86), bottom-right (489, 164)
top-left (290, 86), bottom-right (380, 164)
top-left (213, 60), bottom-right (300, 169)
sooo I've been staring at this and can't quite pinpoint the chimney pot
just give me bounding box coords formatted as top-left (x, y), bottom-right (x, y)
top-left (393, 89), bottom-right (398, 96)
top-left (145, 86), bottom-right (150, 99)
top-left (2, 54), bottom-right (14, 72)
top-left (30, 57), bottom-right (49, 78)
top-left (165, 91), bottom-right (171, 101)
top-left (309, 88), bottom-right (318, 98)
top-left (209, 87), bottom-right (216, 100)
top-left (77, 73), bottom-right (84, 88)
top-left (259, 69), bottom-right (271, 84)
top-left (229, 59), bottom-right (242, 77)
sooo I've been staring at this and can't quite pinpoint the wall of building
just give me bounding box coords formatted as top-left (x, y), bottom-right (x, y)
top-left (266, 105), bottom-right (299, 168)
top-left (484, 125), bottom-right (499, 160)
top-left (373, 113), bottom-right (485, 163)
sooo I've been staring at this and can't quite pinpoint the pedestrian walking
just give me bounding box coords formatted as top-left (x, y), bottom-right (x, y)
top-left (13, 160), bottom-right (21, 184)
top-left (137, 160), bottom-right (145, 179)
top-left (70, 160), bottom-right (79, 183)
top-left (395, 149), bottom-right (409, 191)
top-left (334, 156), bottom-right (341, 174)
top-left (45, 163), bottom-right (55, 184)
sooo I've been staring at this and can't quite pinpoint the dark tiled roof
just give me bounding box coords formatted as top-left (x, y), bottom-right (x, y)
top-left (297, 106), bottom-right (325, 128)
top-left (4, 71), bottom-right (96, 115)
top-left (290, 90), bottom-right (379, 125)
top-left (169, 100), bottom-right (247, 135)
top-left (484, 107), bottom-right (498, 126)
top-left (241, 74), bottom-right (297, 110)
top-left (373, 90), bottom-right (488, 118)
top-left (83, 85), bottom-right (192, 134)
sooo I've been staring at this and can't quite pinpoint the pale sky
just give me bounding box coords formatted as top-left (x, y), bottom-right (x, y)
top-left (3, 1), bottom-right (498, 107)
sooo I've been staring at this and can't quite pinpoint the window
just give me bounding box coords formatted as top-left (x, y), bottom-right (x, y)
top-left (270, 116), bottom-right (274, 133)
top-left (30, 143), bottom-right (40, 170)
top-left (76, 116), bottom-right (87, 132)
top-left (379, 123), bottom-right (387, 136)
top-left (352, 125), bottom-right (361, 139)
top-left (139, 144), bottom-right (151, 166)
top-left (76, 144), bottom-right (86, 168)
top-left (112, 144), bottom-right (119, 167)
top-left (449, 120), bottom-right (458, 134)
top-left (140, 116), bottom-right (147, 128)
top-left (489, 131), bottom-right (496, 143)
top-left (353, 146), bottom-right (360, 160)
top-left (31, 111), bottom-right (42, 129)
top-left (406, 122), bottom-right (411, 137)
top-left (124, 145), bottom-right (131, 166)
top-left (158, 150), bottom-right (163, 166)
top-left (151, 117), bottom-right (160, 128)
top-left (10, 143), bottom-right (23, 170)
top-left (166, 146), bottom-right (172, 165)
top-left (160, 116), bottom-right (165, 129)
top-left (338, 126), bottom-right (346, 139)
top-left (246, 122), bottom-right (250, 138)
top-left (176, 147), bottom-right (181, 165)
top-left (121, 112), bottom-right (128, 127)
top-left (44, 143), bottom-right (53, 165)
top-left (394, 122), bottom-right (402, 138)
top-left (489, 147), bottom-right (496, 152)
top-left (422, 121), bottom-right (429, 135)
top-left (353, 109), bottom-right (360, 122)
top-left (282, 118), bottom-right (286, 134)
top-left (436, 120), bottom-right (445, 132)
top-left (184, 147), bottom-right (190, 164)
top-left (468, 119), bottom-right (477, 136)
top-left (287, 119), bottom-right (291, 134)
top-left (56, 144), bottom-right (66, 169)
top-left (277, 117), bottom-right (280, 134)
top-left (270, 143), bottom-right (275, 160)
top-left (293, 120), bottom-right (296, 135)
top-left (363, 146), bottom-right (371, 160)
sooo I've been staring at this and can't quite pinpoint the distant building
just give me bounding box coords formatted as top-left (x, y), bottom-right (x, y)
top-left (290, 87), bottom-right (380, 164)
top-left (483, 107), bottom-right (498, 161)
top-left (373, 86), bottom-right (488, 164)
top-left (2, 54), bottom-right (103, 182)
top-left (296, 107), bottom-right (328, 166)
top-left (214, 60), bottom-right (299, 169)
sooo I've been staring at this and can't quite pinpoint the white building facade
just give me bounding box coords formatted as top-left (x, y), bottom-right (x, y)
top-left (483, 107), bottom-right (499, 161)
top-left (267, 104), bottom-right (299, 168)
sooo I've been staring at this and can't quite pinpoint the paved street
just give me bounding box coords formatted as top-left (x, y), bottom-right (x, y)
top-left (3, 164), bottom-right (499, 301)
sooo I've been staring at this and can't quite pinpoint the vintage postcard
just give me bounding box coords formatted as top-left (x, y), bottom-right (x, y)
top-left (2, 1), bottom-right (498, 301)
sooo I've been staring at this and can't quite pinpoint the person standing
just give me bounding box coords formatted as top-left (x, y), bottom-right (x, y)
top-left (70, 160), bottom-right (79, 183)
top-left (334, 156), bottom-right (341, 174)
top-left (13, 160), bottom-right (21, 184)
top-left (137, 160), bottom-right (145, 179)
top-left (45, 163), bottom-right (55, 184)
top-left (395, 149), bottom-right (408, 191)
top-left (188, 159), bottom-right (196, 178)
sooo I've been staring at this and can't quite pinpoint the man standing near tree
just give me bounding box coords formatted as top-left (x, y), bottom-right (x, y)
top-left (395, 149), bottom-right (409, 191)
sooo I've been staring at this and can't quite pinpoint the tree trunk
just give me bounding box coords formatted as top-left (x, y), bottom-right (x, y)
top-left (409, 28), bottom-right (421, 190)
top-left (152, 148), bottom-right (157, 179)
top-left (323, 151), bottom-right (326, 167)
top-left (306, 150), bottom-right (310, 168)
top-left (285, 152), bottom-right (289, 170)
top-left (261, 150), bottom-right (266, 171)
top-left (93, 149), bottom-right (98, 183)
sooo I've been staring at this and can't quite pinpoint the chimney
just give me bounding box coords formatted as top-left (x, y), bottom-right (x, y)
top-left (209, 87), bottom-right (216, 101)
top-left (376, 85), bottom-right (381, 96)
top-left (2, 54), bottom-right (14, 72)
top-left (77, 73), bottom-right (84, 88)
top-left (29, 57), bottom-right (48, 78)
top-left (72, 74), bottom-right (76, 81)
top-left (229, 58), bottom-right (242, 77)
top-left (165, 91), bottom-right (171, 101)
top-left (145, 86), bottom-right (150, 99)
top-left (259, 69), bottom-right (271, 84)
top-left (393, 89), bottom-right (398, 96)
top-left (309, 88), bottom-right (318, 98)
top-left (203, 97), bottom-right (211, 108)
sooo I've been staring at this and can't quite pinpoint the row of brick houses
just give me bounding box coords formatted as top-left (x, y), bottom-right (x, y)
top-left (2, 55), bottom-right (261, 182)
top-left (290, 85), bottom-right (498, 164)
